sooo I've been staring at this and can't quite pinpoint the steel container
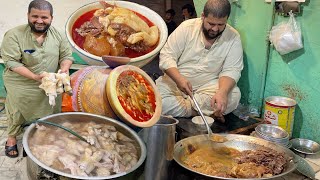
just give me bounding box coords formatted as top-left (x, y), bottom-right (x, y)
top-left (139, 115), bottom-right (179, 180)
top-left (23, 112), bottom-right (146, 180)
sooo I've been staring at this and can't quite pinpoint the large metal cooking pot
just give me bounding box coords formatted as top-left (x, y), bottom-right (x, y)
top-left (174, 134), bottom-right (297, 180)
top-left (22, 112), bottom-right (146, 180)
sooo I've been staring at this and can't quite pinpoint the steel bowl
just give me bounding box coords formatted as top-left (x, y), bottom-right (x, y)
top-left (255, 124), bottom-right (289, 147)
top-left (65, 1), bottom-right (168, 67)
top-left (255, 124), bottom-right (289, 139)
top-left (22, 112), bottom-right (146, 180)
top-left (174, 134), bottom-right (297, 179)
top-left (290, 138), bottom-right (320, 155)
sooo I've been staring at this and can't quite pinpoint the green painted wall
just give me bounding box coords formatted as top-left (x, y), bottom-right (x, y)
top-left (264, 0), bottom-right (320, 142)
top-left (195, 0), bottom-right (273, 113)
top-left (194, 0), bottom-right (320, 143)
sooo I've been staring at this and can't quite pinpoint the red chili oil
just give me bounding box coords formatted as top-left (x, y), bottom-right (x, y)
top-left (117, 70), bottom-right (156, 122)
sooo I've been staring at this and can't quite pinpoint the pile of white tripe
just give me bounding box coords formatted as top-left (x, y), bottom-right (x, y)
top-left (39, 69), bottom-right (72, 106)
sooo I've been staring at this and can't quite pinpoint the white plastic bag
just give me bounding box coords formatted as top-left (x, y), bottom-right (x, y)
top-left (269, 11), bottom-right (303, 55)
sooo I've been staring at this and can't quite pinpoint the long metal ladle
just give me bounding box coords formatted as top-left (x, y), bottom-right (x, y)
top-left (191, 95), bottom-right (228, 143)
top-left (191, 95), bottom-right (214, 139)
top-left (23, 119), bottom-right (89, 144)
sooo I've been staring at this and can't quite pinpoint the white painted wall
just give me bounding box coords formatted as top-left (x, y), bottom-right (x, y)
top-left (0, 0), bottom-right (97, 45)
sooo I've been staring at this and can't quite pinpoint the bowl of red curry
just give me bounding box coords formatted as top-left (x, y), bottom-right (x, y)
top-left (65, 1), bottom-right (168, 67)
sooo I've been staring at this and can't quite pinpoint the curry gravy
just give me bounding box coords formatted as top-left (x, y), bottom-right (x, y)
top-left (181, 145), bottom-right (241, 177)
top-left (181, 144), bottom-right (287, 178)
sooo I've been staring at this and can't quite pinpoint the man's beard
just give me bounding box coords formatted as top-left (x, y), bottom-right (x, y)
top-left (28, 21), bottom-right (51, 33)
top-left (202, 23), bottom-right (225, 40)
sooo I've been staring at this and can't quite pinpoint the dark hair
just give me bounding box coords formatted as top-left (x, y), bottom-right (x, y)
top-left (166, 9), bottom-right (176, 16)
top-left (28, 0), bottom-right (53, 16)
top-left (182, 4), bottom-right (195, 16)
top-left (203, 0), bottom-right (230, 18)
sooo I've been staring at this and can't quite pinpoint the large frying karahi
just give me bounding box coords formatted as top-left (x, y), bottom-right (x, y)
top-left (174, 134), bottom-right (297, 179)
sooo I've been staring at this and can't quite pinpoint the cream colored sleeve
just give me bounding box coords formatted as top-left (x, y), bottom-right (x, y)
top-left (159, 22), bottom-right (189, 71)
top-left (219, 36), bottom-right (244, 83)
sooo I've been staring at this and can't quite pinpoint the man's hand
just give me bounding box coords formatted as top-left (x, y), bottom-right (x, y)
top-left (211, 76), bottom-right (236, 116)
top-left (59, 59), bottom-right (73, 74)
top-left (175, 76), bottom-right (193, 97)
top-left (211, 91), bottom-right (228, 116)
top-left (164, 67), bottom-right (193, 96)
top-left (33, 73), bottom-right (46, 82)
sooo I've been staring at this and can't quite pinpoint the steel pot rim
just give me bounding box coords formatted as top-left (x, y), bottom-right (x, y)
top-left (23, 112), bottom-right (146, 180)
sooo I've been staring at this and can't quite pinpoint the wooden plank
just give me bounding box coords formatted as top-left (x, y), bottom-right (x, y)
top-left (228, 118), bottom-right (265, 135)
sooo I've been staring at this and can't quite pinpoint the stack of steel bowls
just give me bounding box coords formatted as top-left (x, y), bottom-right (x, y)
top-left (254, 124), bottom-right (291, 148)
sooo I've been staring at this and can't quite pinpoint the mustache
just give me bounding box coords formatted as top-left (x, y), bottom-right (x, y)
top-left (203, 28), bottom-right (224, 40)
top-left (28, 21), bottom-right (51, 33)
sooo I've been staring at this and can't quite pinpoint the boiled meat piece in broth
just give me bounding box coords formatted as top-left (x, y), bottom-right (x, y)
top-left (30, 145), bottom-right (64, 166)
top-left (59, 153), bottom-right (88, 177)
top-left (29, 121), bottom-right (139, 177)
top-left (83, 34), bottom-right (111, 57)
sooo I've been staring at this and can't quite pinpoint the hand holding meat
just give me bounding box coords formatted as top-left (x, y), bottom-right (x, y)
top-left (39, 70), bottom-right (73, 106)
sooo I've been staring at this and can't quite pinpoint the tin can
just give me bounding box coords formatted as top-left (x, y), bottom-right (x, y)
top-left (264, 96), bottom-right (297, 137)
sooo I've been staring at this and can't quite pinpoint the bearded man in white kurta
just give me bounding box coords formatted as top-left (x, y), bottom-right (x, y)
top-left (156, 0), bottom-right (243, 122)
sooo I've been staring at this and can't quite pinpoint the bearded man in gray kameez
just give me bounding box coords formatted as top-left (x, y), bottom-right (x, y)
top-left (1, 0), bottom-right (74, 158)
top-left (156, 0), bottom-right (243, 122)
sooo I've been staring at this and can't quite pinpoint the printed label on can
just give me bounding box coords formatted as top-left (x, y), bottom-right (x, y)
top-left (264, 104), bottom-right (295, 137)
top-left (264, 110), bottom-right (278, 124)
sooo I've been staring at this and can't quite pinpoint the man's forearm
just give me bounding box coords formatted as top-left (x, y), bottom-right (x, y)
top-left (218, 76), bottom-right (236, 95)
top-left (60, 59), bottom-right (73, 73)
top-left (11, 66), bottom-right (40, 81)
top-left (165, 67), bottom-right (193, 96)
top-left (165, 67), bottom-right (183, 83)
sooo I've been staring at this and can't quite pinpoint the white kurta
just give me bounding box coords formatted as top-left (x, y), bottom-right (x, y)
top-left (156, 18), bottom-right (243, 117)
